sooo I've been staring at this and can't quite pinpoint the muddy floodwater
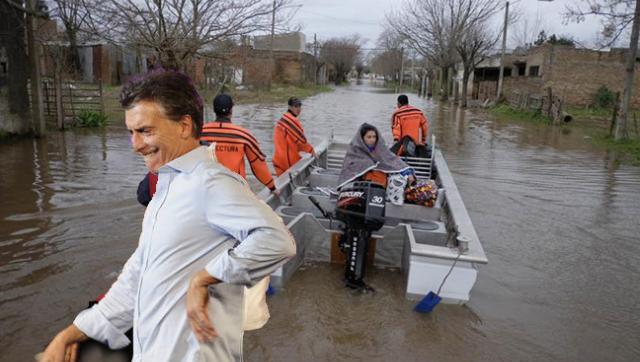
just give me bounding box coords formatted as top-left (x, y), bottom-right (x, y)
top-left (1, 81), bottom-right (639, 361)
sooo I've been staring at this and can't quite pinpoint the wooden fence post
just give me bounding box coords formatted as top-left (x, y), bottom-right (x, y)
top-left (67, 81), bottom-right (75, 122)
top-left (42, 79), bottom-right (50, 118)
top-left (609, 92), bottom-right (621, 136)
top-left (54, 68), bottom-right (64, 130)
top-left (99, 79), bottom-right (105, 115)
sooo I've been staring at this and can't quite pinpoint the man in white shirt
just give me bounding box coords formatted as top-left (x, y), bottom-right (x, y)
top-left (40, 70), bottom-right (296, 361)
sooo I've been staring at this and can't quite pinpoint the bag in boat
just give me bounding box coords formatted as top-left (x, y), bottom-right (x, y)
top-left (391, 136), bottom-right (432, 158)
top-left (386, 174), bottom-right (407, 205)
top-left (405, 179), bottom-right (438, 207)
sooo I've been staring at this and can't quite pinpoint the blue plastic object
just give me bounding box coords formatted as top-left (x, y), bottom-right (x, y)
top-left (414, 291), bottom-right (442, 313)
top-left (266, 284), bottom-right (276, 297)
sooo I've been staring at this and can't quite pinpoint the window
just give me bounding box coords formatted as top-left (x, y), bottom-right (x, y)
top-left (529, 66), bottom-right (540, 77)
top-left (516, 63), bottom-right (526, 76)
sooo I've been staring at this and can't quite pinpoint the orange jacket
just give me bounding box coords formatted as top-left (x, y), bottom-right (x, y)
top-left (200, 120), bottom-right (275, 190)
top-left (391, 105), bottom-right (429, 145)
top-left (272, 111), bottom-right (314, 176)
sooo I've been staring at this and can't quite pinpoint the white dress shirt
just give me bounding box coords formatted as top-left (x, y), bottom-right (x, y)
top-left (73, 146), bottom-right (296, 361)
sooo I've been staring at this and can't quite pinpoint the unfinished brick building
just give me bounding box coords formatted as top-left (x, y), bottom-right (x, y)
top-left (471, 43), bottom-right (640, 108)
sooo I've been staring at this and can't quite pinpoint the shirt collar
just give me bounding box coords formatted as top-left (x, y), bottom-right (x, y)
top-left (161, 146), bottom-right (208, 174)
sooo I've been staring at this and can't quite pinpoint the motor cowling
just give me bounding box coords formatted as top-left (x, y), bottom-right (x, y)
top-left (334, 181), bottom-right (386, 291)
top-left (335, 181), bottom-right (386, 231)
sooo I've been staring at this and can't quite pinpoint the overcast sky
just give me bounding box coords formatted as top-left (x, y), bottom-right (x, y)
top-left (294, 0), bottom-right (606, 50)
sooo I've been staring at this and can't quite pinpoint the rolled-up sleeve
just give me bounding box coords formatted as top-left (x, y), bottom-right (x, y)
top-left (203, 171), bottom-right (296, 286)
top-left (73, 245), bottom-right (142, 349)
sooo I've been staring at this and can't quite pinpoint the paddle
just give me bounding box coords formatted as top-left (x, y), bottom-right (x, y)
top-left (414, 244), bottom-right (466, 313)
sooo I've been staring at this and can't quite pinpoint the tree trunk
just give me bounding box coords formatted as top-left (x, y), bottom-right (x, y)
top-left (449, 67), bottom-right (456, 100)
top-left (615, 0), bottom-right (640, 141)
top-left (67, 29), bottom-right (82, 77)
top-left (461, 69), bottom-right (470, 108)
top-left (440, 66), bottom-right (448, 100)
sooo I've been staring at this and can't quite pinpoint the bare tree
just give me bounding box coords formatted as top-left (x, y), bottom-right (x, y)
top-left (371, 50), bottom-right (402, 82)
top-left (511, 8), bottom-right (547, 48)
top-left (566, 0), bottom-right (640, 140)
top-left (388, 0), bottom-right (501, 99)
top-left (370, 28), bottom-right (404, 82)
top-left (84, 0), bottom-right (296, 70)
top-left (456, 23), bottom-right (498, 107)
top-left (50, 0), bottom-right (91, 75)
top-left (566, 0), bottom-right (637, 45)
top-left (320, 35), bottom-right (362, 85)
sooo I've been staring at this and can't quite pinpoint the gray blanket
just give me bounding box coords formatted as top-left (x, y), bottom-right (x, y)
top-left (337, 123), bottom-right (411, 189)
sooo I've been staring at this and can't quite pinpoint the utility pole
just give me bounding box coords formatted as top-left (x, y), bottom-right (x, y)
top-left (496, 1), bottom-right (509, 101)
top-left (399, 47), bottom-right (405, 93)
top-left (268, 0), bottom-right (276, 91)
top-left (615, 0), bottom-right (640, 140)
top-left (313, 33), bottom-right (318, 85)
top-left (26, 0), bottom-right (45, 136)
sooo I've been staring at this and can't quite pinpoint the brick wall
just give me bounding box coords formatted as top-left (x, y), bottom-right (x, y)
top-left (544, 45), bottom-right (640, 107)
top-left (502, 44), bottom-right (640, 107)
top-left (243, 49), bottom-right (315, 86)
top-left (504, 76), bottom-right (544, 103)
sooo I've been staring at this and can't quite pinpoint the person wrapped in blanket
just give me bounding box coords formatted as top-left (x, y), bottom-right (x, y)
top-left (337, 123), bottom-right (415, 204)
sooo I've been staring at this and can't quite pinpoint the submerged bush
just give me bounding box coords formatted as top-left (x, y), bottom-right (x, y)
top-left (75, 110), bottom-right (108, 127)
top-left (593, 86), bottom-right (616, 109)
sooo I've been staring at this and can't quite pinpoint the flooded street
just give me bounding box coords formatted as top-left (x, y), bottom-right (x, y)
top-left (1, 81), bottom-right (640, 361)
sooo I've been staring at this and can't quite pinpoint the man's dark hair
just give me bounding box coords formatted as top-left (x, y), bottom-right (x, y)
top-left (288, 97), bottom-right (302, 107)
top-left (120, 70), bottom-right (203, 137)
top-left (213, 94), bottom-right (234, 116)
top-left (397, 94), bottom-right (409, 106)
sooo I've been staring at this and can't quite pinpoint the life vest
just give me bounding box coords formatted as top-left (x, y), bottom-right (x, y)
top-left (362, 170), bottom-right (388, 188)
top-left (391, 105), bottom-right (429, 145)
top-left (272, 111), bottom-right (314, 176)
top-left (200, 120), bottom-right (275, 190)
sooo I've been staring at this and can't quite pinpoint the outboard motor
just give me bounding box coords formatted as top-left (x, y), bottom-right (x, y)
top-left (334, 181), bottom-right (386, 290)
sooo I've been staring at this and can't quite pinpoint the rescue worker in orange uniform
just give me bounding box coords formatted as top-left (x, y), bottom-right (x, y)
top-left (391, 94), bottom-right (429, 156)
top-left (272, 97), bottom-right (315, 176)
top-left (200, 94), bottom-right (276, 192)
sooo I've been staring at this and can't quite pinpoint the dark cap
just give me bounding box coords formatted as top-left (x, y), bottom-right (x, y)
top-left (397, 94), bottom-right (409, 105)
top-left (213, 94), bottom-right (234, 115)
top-left (288, 97), bottom-right (302, 107)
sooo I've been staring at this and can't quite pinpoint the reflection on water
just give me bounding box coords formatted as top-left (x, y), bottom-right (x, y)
top-left (1, 81), bottom-right (639, 361)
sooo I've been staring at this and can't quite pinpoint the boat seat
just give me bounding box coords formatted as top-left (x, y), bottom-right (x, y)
top-left (276, 203), bottom-right (447, 248)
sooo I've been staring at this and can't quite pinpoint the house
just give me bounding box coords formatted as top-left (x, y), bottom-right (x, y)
top-left (244, 32), bottom-right (320, 86)
top-left (467, 43), bottom-right (640, 107)
top-left (41, 41), bottom-right (149, 85)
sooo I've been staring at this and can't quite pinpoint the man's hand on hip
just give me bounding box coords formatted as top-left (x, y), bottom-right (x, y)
top-left (39, 324), bottom-right (87, 362)
top-left (187, 270), bottom-right (220, 342)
